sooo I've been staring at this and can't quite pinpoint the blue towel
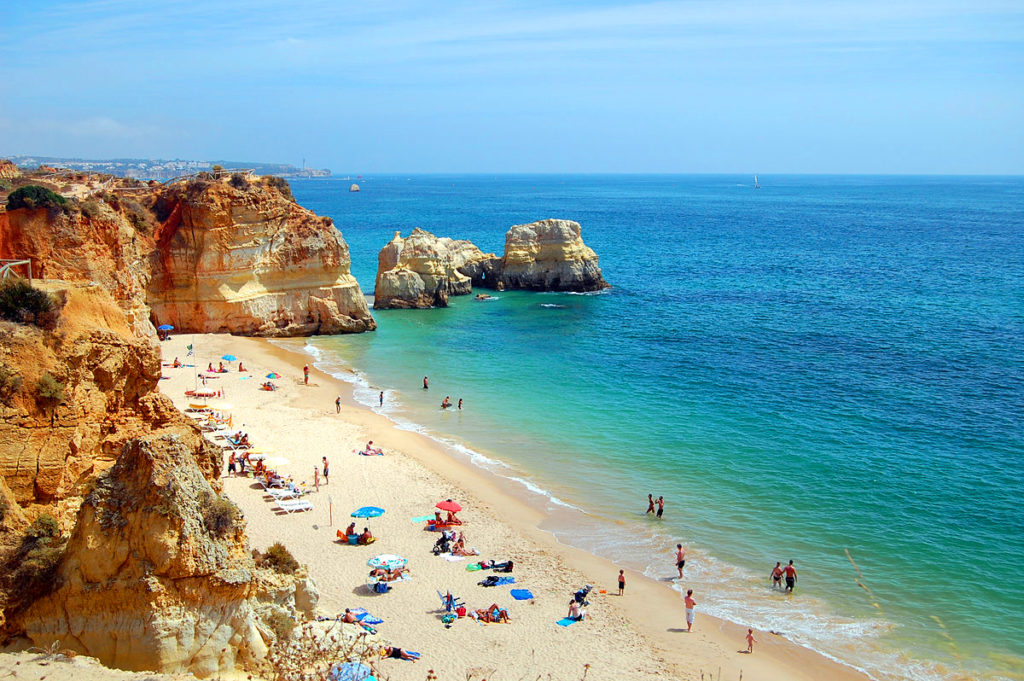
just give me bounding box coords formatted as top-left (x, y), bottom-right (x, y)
top-left (495, 576), bottom-right (515, 585)
top-left (350, 608), bottom-right (383, 625)
top-left (406, 651), bottom-right (421, 660)
top-left (510, 589), bottom-right (534, 600)
top-left (556, 617), bottom-right (579, 627)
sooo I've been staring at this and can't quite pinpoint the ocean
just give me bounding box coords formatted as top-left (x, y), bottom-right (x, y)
top-left (289, 174), bottom-right (1024, 681)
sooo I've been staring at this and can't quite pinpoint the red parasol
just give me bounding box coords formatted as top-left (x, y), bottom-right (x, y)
top-left (435, 500), bottom-right (462, 513)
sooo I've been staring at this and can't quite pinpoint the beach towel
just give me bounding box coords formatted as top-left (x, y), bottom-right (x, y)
top-left (478, 575), bottom-right (515, 587)
top-left (442, 554), bottom-right (465, 562)
top-left (510, 589), bottom-right (534, 600)
top-left (349, 608), bottom-right (383, 625)
top-left (556, 617), bottom-right (580, 627)
top-left (410, 514), bottom-right (435, 523)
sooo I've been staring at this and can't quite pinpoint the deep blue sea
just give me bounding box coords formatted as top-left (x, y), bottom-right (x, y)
top-left (290, 175), bottom-right (1024, 681)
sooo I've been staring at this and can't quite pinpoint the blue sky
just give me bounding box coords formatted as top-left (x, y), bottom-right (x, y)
top-left (1, 0), bottom-right (1022, 173)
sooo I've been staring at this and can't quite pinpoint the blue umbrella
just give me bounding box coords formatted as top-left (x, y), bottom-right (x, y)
top-left (157, 324), bottom-right (174, 331)
top-left (352, 506), bottom-right (385, 518)
top-left (222, 354), bottom-right (238, 361)
top-left (329, 662), bottom-right (375, 681)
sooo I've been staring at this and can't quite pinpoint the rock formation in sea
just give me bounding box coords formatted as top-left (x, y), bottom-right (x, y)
top-left (371, 219), bottom-right (607, 306)
top-left (0, 283), bottom-right (316, 678)
top-left (496, 219), bottom-right (609, 292)
top-left (0, 171), bottom-right (375, 337)
top-left (373, 228), bottom-right (499, 309)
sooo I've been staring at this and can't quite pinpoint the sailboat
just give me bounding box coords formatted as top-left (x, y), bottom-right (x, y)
top-left (754, 174), bottom-right (760, 189)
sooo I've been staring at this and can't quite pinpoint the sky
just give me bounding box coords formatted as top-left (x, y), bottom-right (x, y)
top-left (1, 0), bottom-right (1022, 173)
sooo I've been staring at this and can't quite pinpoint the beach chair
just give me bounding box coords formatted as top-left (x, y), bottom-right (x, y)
top-left (275, 499), bottom-right (313, 513)
top-left (266, 487), bottom-right (302, 501)
top-left (436, 590), bottom-right (465, 613)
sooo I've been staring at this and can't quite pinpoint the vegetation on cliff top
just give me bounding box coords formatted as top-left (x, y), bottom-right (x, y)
top-left (1, 513), bottom-right (67, 614)
top-left (6, 185), bottom-right (67, 211)
top-left (0, 280), bottom-right (57, 328)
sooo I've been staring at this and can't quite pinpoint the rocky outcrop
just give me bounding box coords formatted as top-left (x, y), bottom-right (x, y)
top-left (496, 219), bottom-right (608, 292)
top-left (20, 434), bottom-right (283, 677)
top-left (0, 160), bottom-right (20, 181)
top-left (0, 173), bottom-right (375, 338)
top-left (0, 285), bottom-right (220, 508)
top-left (374, 228), bottom-right (499, 309)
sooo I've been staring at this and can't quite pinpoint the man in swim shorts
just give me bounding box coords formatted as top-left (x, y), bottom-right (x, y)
top-left (676, 544), bottom-right (687, 578)
top-left (656, 496), bottom-right (665, 518)
top-left (784, 560), bottom-right (797, 592)
top-left (684, 589), bottom-right (696, 631)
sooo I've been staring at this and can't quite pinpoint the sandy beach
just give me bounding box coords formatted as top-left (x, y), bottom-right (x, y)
top-left (158, 334), bottom-right (870, 681)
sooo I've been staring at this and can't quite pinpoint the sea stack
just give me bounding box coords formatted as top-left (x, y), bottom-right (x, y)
top-left (496, 219), bottom-right (609, 292)
top-left (373, 228), bottom-right (499, 309)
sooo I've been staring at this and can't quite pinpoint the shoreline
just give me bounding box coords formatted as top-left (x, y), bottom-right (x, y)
top-left (159, 333), bottom-right (870, 680)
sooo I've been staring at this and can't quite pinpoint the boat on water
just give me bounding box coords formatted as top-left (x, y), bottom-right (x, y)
top-left (754, 174), bottom-right (760, 189)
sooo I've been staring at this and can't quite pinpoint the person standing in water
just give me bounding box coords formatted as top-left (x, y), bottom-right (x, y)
top-left (783, 560), bottom-right (797, 592)
top-left (675, 544), bottom-right (686, 578)
top-left (458, 398), bottom-right (463, 410)
top-left (379, 391), bottom-right (384, 407)
top-left (770, 562), bottom-right (784, 589)
top-left (646, 494), bottom-right (655, 514)
top-left (656, 495), bottom-right (665, 518)
top-left (441, 396), bottom-right (451, 409)
top-left (423, 376), bottom-right (429, 390)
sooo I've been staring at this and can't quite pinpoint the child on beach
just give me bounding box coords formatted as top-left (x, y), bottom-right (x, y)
top-left (313, 466), bottom-right (320, 491)
top-left (617, 569), bottom-right (625, 596)
top-left (684, 589), bottom-right (696, 632)
top-left (746, 628), bottom-right (757, 653)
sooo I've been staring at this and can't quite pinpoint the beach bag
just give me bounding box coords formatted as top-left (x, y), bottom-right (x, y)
top-left (456, 606), bottom-right (467, 617)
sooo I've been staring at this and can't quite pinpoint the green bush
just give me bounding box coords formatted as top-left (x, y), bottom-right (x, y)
top-left (79, 197), bottom-right (105, 220)
top-left (36, 373), bottom-right (64, 403)
top-left (0, 364), bottom-right (22, 403)
top-left (263, 542), bottom-right (299, 574)
top-left (0, 179), bottom-right (12, 191)
top-left (25, 513), bottom-right (60, 540)
top-left (263, 176), bottom-right (294, 202)
top-left (0, 280), bottom-right (56, 326)
top-left (200, 492), bottom-right (239, 536)
top-left (6, 185), bottom-right (67, 211)
top-left (123, 198), bottom-right (150, 231)
top-left (229, 172), bottom-right (248, 190)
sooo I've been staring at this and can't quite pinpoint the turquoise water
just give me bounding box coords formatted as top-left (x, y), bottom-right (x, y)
top-left (292, 175), bottom-right (1024, 680)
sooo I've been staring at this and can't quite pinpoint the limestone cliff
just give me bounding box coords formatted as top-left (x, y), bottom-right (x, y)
top-left (374, 228), bottom-right (499, 309)
top-left (148, 177), bottom-right (375, 335)
top-left (0, 160), bottom-right (20, 181)
top-left (20, 434), bottom-right (316, 678)
top-left (497, 219), bottom-right (608, 292)
top-left (0, 173), bottom-right (374, 337)
top-left (0, 285), bottom-right (219, 508)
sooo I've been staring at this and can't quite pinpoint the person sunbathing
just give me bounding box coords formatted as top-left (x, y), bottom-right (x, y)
top-left (451, 538), bottom-right (479, 556)
top-left (238, 362), bottom-right (246, 372)
top-left (446, 511), bottom-right (462, 525)
top-left (364, 440), bottom-right (383, 455)
top-left (357, 527), bottom-right (373, 545)
top-left (476, 604), bottom-right (510, 623)
top-left (342, 609), bottom-right (358, 623)
top-left (567, 599), bottom-right (584, 621)
top-left (345, 522), bottom-right (357, 537)
top-left (382, 646), bottom-right (417, 661)
top-left (240, 434), bottom-right (251, 447)
top-left (172, 357), bottom-right (181, 368)
top-left (208, 363), bottom-right (215, 372)
top-left (369, 567), bottom-right (388, 580)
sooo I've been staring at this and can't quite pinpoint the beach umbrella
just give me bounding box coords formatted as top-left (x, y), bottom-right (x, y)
top-left (266, 372), bottom-right (282, 379)
top-left (222, 354), bottom-right (238, 361)
top-left (367, 554), bottom-right (406, 570)
top-left (329, 662), bottom-right (375, 681)
top-left (351, 506), bottom-right (385, 518)
top-left (436, 500), bottom-right (462, 513)
top-left (157, 324), bottom-right (174, 331)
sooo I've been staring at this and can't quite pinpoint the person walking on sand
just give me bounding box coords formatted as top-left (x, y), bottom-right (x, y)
top-left (646, 493), bottom-right (655, 514)
top-left (656, 495), bottom-right (665, 518)
top-left (684, 589), bottom-right (696, 631)
top-left (784, 560), bottom-right (797, 592)
top-left (303, 364), bottom-right (310, 385)
top-left (322, 456), bottom-right (329, 486)
top-left (423, 376), bottom-right (429, 390)
top-left (617, 569), bottom-right (625, 596)
top-left (746, 628), bottom-right (757, 653)
top-left (335, 396), bottom-right (341, 413)
top-left (675, 544), bottom-right (687, 578)
top-left (313, 466), bottom-right (320, 492)
top-left (379, 391), bottom-right (384, 407)
top-left (770, 562), bottom-right (784, 589)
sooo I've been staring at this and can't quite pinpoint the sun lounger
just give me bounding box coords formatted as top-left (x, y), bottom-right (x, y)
top-left (275, 499), bottom-right (313, 513)
top-left (266, 488), bottom-right (302, 500)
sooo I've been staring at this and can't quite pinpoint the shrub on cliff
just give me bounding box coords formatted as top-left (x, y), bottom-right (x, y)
top-left (262, 542), bottom-right (299, 574)
top-left (35, 372), bottom-right (64, 425)
top-left (0, 280), bottom-right (57, 327)
top-left (5, 514), bottom-right (66, 608)
top-left (200, 492), bottom-right (239, 536)
top-left (0, 364), bottom-right (22, 404)
top-left (263, 175), bottom-right (294, 202)
top-left (229, 172), bottom-right (249, 190)
top-left (262, 608), bottom-right (296, 641)
top-left (6, 185), bottom-right (67, 211)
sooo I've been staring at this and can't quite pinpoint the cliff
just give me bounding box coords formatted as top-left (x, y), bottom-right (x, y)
top-left (497, 219), bottom-right (609, 292)
top-left (0, 160), bottom-right (20, 181)
top-left (0, 172), bottom-right (374, 337)
top-left (148, 176), bottom-right (375, 335)
top-left (374, 228), bottom-right (499, 309)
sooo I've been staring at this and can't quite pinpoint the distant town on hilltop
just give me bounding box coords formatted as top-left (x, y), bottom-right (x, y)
top-left (4, 155), bottom-right (331, 180)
